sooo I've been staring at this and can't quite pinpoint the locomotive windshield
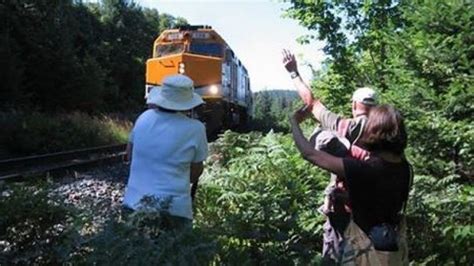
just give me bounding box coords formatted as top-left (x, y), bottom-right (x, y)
top-left (189, 42), bottom-right (222, 57)
top-left (155, 43), bottom-right (184, 57)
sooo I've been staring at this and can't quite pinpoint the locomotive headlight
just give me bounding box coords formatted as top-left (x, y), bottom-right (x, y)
top-left (194, 84), bottom-right (221, 97)
top-left (178, 62), bottom-right (185, 74)
top-left (209, 85), bottom-right (219, 95)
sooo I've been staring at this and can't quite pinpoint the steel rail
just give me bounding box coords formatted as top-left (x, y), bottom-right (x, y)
top-left (0, 144), bottom-right (127, 181)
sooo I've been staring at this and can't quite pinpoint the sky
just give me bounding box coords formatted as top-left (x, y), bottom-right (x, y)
top-left (95, 0), bottom-right (327, 91)
top-left (141, 0), bottom-right (326, 91)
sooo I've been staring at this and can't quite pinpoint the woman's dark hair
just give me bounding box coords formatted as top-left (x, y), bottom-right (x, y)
top-left (361, 104), bottom-right (407, 155)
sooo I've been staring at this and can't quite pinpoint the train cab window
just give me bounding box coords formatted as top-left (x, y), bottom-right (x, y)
top-left (155, 43), bottom-right (184, 57)
top-left (225, 49), bottom-right (234, 62)
top-left (189, 42), bottom-right (222, 57)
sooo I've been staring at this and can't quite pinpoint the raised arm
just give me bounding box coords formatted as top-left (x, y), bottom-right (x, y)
top-left (282, 49), bottom-right (314, 106)
top-left (289, 106), bottom-right (345, 177)
top-left (282, 49), bottom-right (328, 121)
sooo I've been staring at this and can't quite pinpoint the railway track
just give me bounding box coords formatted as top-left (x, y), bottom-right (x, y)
top-left (0, 144), bottom-right (127, 181)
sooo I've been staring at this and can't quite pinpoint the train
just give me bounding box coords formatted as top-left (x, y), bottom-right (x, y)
top-left (145, 25), bottom-right (252, 135)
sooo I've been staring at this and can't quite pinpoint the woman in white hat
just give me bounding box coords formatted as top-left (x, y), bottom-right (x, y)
top-left (123, 74), bottom-right (208, 227)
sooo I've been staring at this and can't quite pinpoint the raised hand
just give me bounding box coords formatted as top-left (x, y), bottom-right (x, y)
top-left (282, 49), bottom-right (298, 74)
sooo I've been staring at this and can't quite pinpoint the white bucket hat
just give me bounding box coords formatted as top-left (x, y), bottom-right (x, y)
top-left (352, 87), bottom-right (377, 106)
top-left (147, 74), bottom-right (204, 111)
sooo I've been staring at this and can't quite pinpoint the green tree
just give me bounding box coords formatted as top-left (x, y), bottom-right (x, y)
top-left (284, 0), bottom-right (474, 263)
top-left (0, 0), bottom-right (187, 112)
top-left (252, 90), bottom-right (299, 132)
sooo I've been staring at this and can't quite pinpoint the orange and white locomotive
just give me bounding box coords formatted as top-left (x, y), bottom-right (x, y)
top-left (145, 25), bottom-right (252, 134)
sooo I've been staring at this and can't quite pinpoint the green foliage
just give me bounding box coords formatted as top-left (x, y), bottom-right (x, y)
top-left (72, 197), bottom-right (217, 265)
top-left (252, 90), bottom-right (300, 133)
top-left (284, 0), bottom-right (473, 263)
top-left (200, 131), bottom-right (474, 264)
top-left (0, 132), bottom-right (472, 264)
top-left (196, 131), bottom-right (326, 264)
top-left (0, 0), bottom-right (472, 264)
top-left (406, 175), bottom-right (474, 264)
top-left (0, 111), bottom-right (131, 157)
top-left (0, 0), bottom-right (188, 112)
top-left (0, 186), bottom-right (216, 265)
top-left (285, 0), bottom-right (473, 181)
top-left (204, 132), bottom-right (474, 264)
top-left (0, 183), bottom-right (82, 265)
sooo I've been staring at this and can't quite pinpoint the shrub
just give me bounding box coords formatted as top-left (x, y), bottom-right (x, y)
top-left (0, 185), bottom-right (217, 265)
top-left (406, 175), bottom-right (474, 264)
top-left (0, 182), bottom-right (83, 265)
top-left (72, 197), bottom-right (217, 265)
top-left (199, 131), bottom-right (473, 264)
top-left (1, 131), bottom-right (472, 264)
top-left (196, 131), bottom-right (328, 264)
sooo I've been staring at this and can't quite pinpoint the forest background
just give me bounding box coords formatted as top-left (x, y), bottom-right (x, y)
top-left (0, 0), bottom-right (472, 264)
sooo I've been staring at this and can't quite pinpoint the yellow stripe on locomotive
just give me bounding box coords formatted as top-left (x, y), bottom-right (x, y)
top-left (145, 25), bottom-right (252, 134)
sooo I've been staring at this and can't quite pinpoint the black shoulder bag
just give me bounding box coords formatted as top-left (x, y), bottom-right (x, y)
top-left (368, 163), bottom-right (413, 252)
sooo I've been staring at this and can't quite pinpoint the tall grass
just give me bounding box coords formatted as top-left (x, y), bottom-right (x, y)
top-left (0, 111), bottom-right (132, 157)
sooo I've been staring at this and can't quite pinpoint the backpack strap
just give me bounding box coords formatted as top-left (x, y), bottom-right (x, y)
top-left (352, 116), bottom-right (366, 145)
top-left (337, 117), bottom-right (366, 145)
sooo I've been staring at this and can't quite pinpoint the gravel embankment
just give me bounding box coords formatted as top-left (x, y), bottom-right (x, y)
top-left (51, 163), bottom-right (130, 230)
